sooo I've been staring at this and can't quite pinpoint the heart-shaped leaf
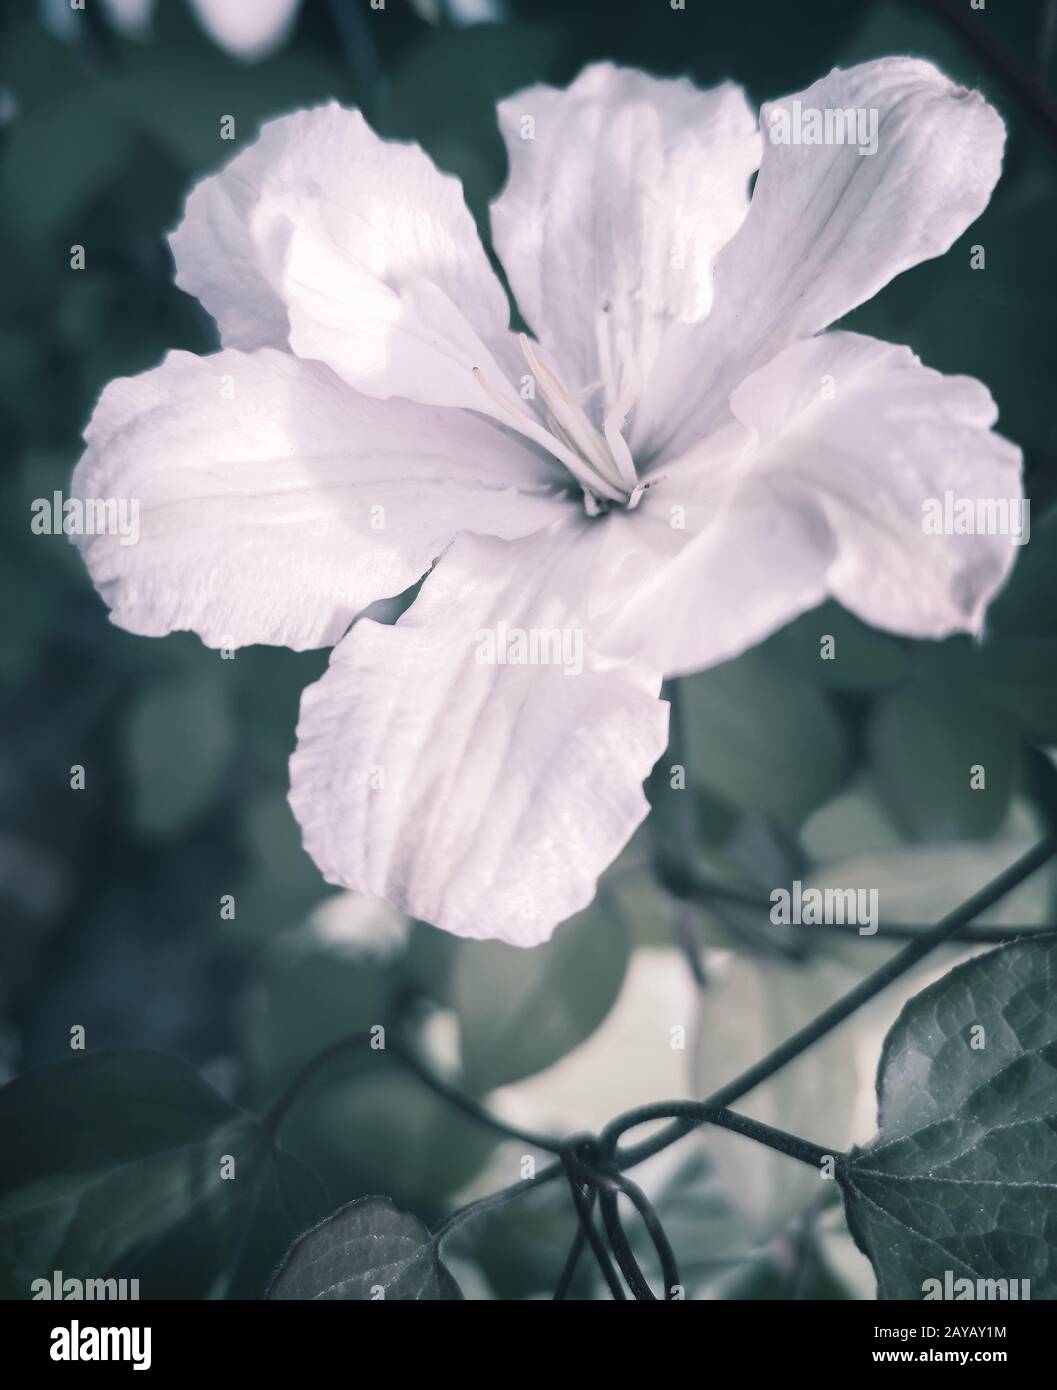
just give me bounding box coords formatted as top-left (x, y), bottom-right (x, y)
top-left (0, 1050), bottom-right (326, 1299)
top-left (268, 1197), bottom-right (462, 1300)
top-left (839, 936), bottom-right (1057, 1299)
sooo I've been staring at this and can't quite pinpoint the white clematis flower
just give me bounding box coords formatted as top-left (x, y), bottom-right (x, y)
top-left (186, 0), bottom-right (301, 61)
top-left (86, 0), bottom-right (302, 61)
top-left (91, 0), bottom-right (502, 60)
top-left (73, 60), bottom-right (1022, 946)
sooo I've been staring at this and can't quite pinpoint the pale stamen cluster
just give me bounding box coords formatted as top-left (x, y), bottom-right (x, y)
top-left (473, 330), bottom-right (645, 513)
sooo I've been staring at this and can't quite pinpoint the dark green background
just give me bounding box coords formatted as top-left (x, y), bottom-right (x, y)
top-left (1, 0), bottom-right (1056, 1299)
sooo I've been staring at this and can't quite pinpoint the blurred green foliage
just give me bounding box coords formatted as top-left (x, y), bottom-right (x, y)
top-left (2, 0), bottom-right (1056, 1300)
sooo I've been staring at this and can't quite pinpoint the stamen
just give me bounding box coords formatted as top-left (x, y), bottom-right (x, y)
top-left (595, 304), bottom-right (619, 406)
top-left (472, 331), bottom-right (644, 512)
top-left (470, 366), bottom-right (536, 424)
top-left (602, 377), bottom-right (640, 493)
top-left (471, 363), bottom-right (626, 504)
top-left (519, 334), bottom-right (623, 489)
top-left (544, 411), bottom-right (581, 459)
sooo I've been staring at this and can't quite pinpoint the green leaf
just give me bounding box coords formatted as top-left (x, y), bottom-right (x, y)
top-left (125, 675), bottom-right (234, 836)
top-left (457, 1182), bottom-right (595, 1301)
top-left (866, 684), bottom-right (1019, 841)
top-left (692, 953), bottom-right (860, 1244)
top-left (268, 1197), bottom-right (462, 1300)
top-left (903, 595), bottom-right (1057, 748)
top-left (801, 781), bottom-right (904, 863)
top-left (840, 936), bottom-right (1057, 1299)
top-left (0, 1051), bottom-right (326, 1299)
top-left (585, 832), bottom-right (735, 954)
top-left (241, 900), bottom-right (405, 1104)
top-left (241, 909), bottom-right (493, 1212)
top-left (481, 944), bottom-right (697, 1141)
top-left (701, 1233), bottom-right (854, 1302)
top-left (284, 1066), bottom-right (496, 1214)
top-left (680, 648), bottom-right (850, 829)
top-left (988, 507), bottom-right (1057, 642)
top-left (453, 896), bottom-right (630, 1092)
top-left (627, 1151), bottom-right (757, 1294)
top-left (762, 601), bottom-right (909, 692)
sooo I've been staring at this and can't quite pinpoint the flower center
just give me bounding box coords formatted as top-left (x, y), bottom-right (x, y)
top-left (472, 333), bottom-right (645, 514)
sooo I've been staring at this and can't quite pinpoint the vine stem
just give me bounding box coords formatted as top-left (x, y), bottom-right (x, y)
top-left (430, 1173), bottom-right (560, 1247)
top-left (858, 922), bottom-right (1048, 944)
top-left (615, 835), bottom-right (1057, 1169)
top-left (603, 1104), bottom-right (839, 1171)
top-left (260, 836), bottom-right (1057, 1299)
top-left (544, 835), bottom-right (1057, 1295)
top-left (263, 1029), bottom-right (562, 1154)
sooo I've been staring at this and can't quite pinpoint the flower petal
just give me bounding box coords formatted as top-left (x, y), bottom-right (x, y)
top-left (634, 58), bottom-right (1006, 460)
top-left (603, 474), bottom-right (835, 678)
top-left (72, 348), bottom-right (564, 651)
top-left (169, 104), bottom-right (518, 416)
top-left (100, 0), bottom-right (154, 39)
top-left (491, 63), bottom-right (760, 408)
top-left (730, 332), bottom-right (1023, 638)
top-left (280, 202), bottom-right (524, 417)
top-left (187, 0), bottom-right (300, 61)
top-left (605, 332), bottom-right (1021, 675)
top-left (288, 528), bottom-right (669, 945)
